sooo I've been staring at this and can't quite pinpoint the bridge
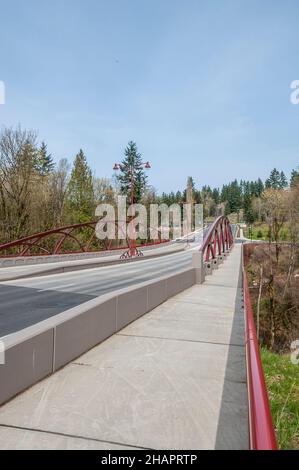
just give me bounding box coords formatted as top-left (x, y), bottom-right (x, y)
top-left (0, 217), bottom-right (276, 450)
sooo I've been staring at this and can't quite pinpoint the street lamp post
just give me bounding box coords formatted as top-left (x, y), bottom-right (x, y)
top-left (113, 161), bottom-right (151, 258)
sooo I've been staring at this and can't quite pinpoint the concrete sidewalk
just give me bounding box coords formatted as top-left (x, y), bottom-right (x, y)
top-left (0, 244), bottom-right (248, 450)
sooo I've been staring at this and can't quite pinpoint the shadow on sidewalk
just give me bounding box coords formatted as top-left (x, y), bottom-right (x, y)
top-left (214, 249), bottom-right (249, 449)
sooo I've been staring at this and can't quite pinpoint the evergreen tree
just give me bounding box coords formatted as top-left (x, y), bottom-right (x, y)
top-left (279, 171), bottom-right (288, 188)
top-left (256, 178), bottom-right (264, 197)
top-left (243, 181), bottom-right (252, 221)
top-left (117, 141), bottom-right (147, 203)
top-left (221, 184), bottom-right (229, 203)
top-left (249, 181), bottom-right (258, 197)
top-left (245, 207), bottom-right (255, 225)
top-left (265, 168), bottom-right (287, 189)
top-left (169, 191), bottom-right (176, 204)
top-left (175, 191), bottom-right (182, 203)
top-left (194, 189), bottom-right (202, 204)
top-left (290, 169), bottom-right (299, 187)
top-left (66, 149), bottom-right (94, 222)
top-left (239, 180), bottom-right (245, 195)
top-left (36, 142), bottom-right (54, 176)
top-left (225, 180), bottom-right (242, 213)
top-left (212, 188), bottom-right (220, 205)
top-left (201, 185), bottom-right (212, 207)
top-left (187, 176), bottom-right (195, 190)
top-left (160, 192), bottom-right (168, 205)
top-left (202, 185), bottom-right (212, 196)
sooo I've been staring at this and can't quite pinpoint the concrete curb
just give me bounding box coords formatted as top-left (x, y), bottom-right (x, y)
top-left (0, 268), bottom-right (196, 405)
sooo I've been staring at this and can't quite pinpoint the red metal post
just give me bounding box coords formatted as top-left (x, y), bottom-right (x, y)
top-left (112, 161), bottom-right (151, 259)
top-left (130, 169), bottom-right (135, 257)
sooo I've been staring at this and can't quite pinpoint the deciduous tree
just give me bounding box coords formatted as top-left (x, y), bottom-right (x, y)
top-left (66, 149), bottom-right (94, 223)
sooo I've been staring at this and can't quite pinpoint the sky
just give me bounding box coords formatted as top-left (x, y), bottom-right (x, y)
top-left (0, 0), bottom-right (298, 193)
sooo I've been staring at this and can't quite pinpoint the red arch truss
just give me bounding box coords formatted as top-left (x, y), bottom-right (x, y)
top-left (200, 216), bottom-right (234, 262)
top-left (0, 220), bottom-right (168, 258)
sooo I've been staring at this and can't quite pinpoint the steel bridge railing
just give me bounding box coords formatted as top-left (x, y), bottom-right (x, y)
top-left (0, 216), bottom-right (234, 259)
top-left (199, 216), bottom-right (234, 261)
top-left (0, 221), bottom-right (169, 258)
top-left (200, 218), bottom-right (277, 450)
top-left (243, 266), bottom-right (277, 450)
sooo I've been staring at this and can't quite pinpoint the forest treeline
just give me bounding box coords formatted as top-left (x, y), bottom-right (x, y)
top-left (0, 126), bottom-right (298, 245)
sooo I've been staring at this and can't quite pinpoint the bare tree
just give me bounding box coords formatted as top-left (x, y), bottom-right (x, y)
top-left (49, 158), bottom-right (70, 226)
top-left (93, 177), bottom-right (115, 205)
top-left (260, 188), bottom-right (288, 349)
top-left (261, 188), bottom-right (288, 264)
top-left (284, 179), bottom-right (299, 298)
top-left (0, 126), bottom-right (38, 241)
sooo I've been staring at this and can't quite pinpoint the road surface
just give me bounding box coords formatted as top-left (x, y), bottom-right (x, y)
top-left (0, 232), bottom-right (204, 337)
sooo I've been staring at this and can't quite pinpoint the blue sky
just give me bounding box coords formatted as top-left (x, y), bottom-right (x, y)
top-left (0, 0), bottom-right (298, 192)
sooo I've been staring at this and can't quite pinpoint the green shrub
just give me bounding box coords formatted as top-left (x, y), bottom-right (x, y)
top-left (256, 229), bottom-right (263, 239)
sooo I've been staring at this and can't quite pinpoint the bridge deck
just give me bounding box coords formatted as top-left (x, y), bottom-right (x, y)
top-left (0, 244), bottom-right (248, 450)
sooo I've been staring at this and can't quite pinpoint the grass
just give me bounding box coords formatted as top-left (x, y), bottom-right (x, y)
top-left (244, 222), bottom-right (291, 241)
top-left (260, 348), bottom-right (299, 449)
top-left (244, 222), bottom-right (269, 240)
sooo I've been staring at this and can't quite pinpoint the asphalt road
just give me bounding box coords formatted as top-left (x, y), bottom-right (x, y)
top-left (0, 234), bottom-right (203, 337)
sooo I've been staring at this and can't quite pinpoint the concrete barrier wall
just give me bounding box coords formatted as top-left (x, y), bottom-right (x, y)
top-left (0, 251), bottom-right (126, 268)
top-left (166, 269), bottom-right (195, 298)
top-left (54, 298), bottom-right (117, 371)
top-left (0, 267), bottom-right (196, 405)
top-left (117, 286), bottom-right (148, 330)
top-left (0, 241), bottom-right (173, 268)
top-left (0, 329), bottom-right (54, 405)
top-left (147, 279), bottom-right (167, 311)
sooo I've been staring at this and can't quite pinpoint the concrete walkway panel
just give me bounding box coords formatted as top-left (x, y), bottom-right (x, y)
top-left (0, 243), bottom-right (248, 450)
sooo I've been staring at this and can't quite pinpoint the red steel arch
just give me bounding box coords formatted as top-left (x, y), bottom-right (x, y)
top-left (0, 222), bottom-right (98, 257)
top-left (0, 220), bottom-right (168, 258)
top-left (200, 216), bottom-right (234, 261)
top-left (0, 216), bottom-right (233, 259)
